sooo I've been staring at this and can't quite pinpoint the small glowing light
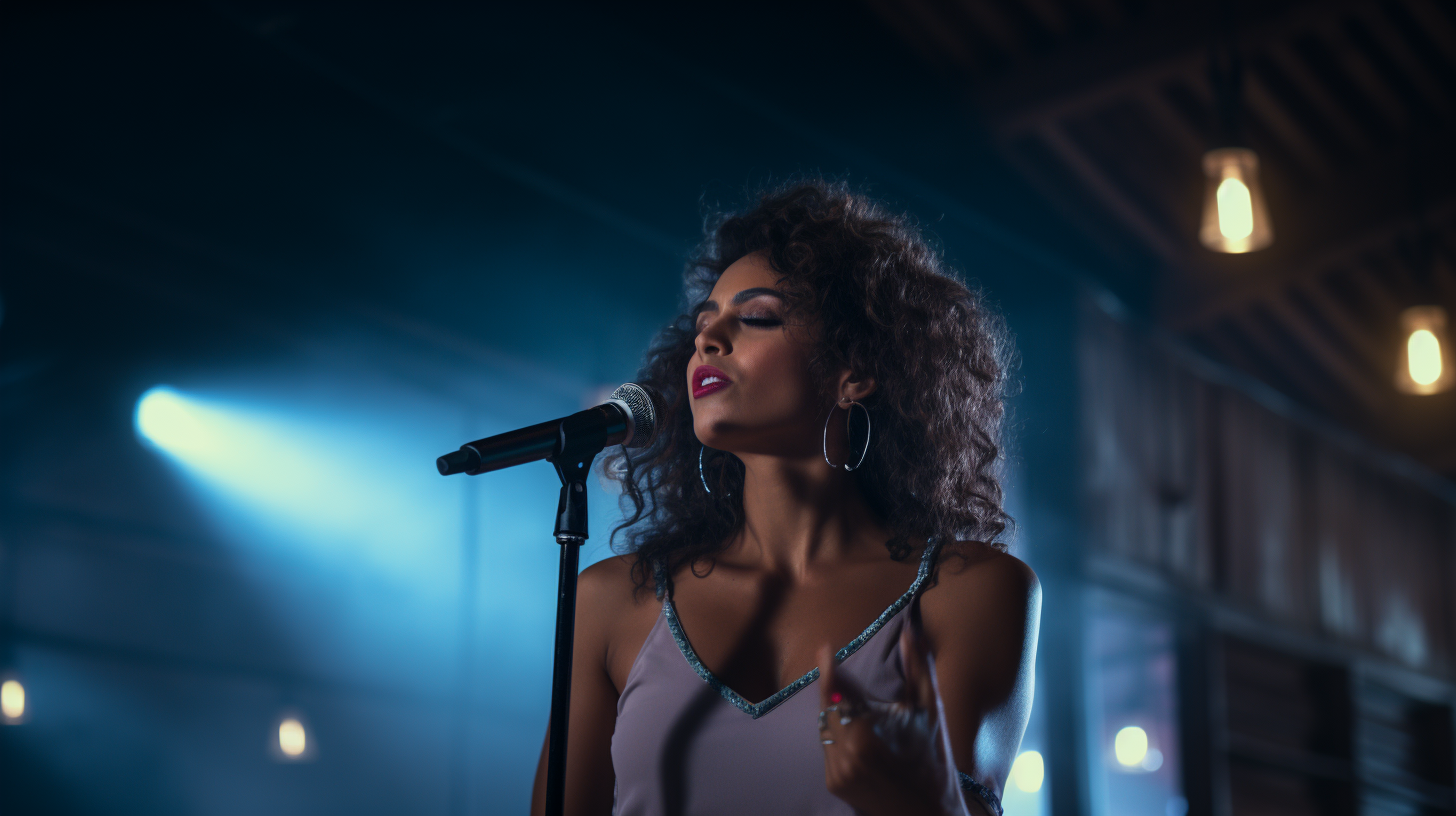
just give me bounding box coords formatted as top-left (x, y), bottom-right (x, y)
top-left (1408, 329), bottom-right (1442, 386)
top-left (1011, 750), bottom-right (1045, 792)
top-left (136, 386), bottom-right (212, 456)
top-left (1396, 307), bottom-right (1453, 395)
top-left (278, 718), bottom-right (307, 757)
top-left (1142, 747), bottom-right (1164, 772)
top-left (1200, 147), bottom-right (1273, 253)
top-left (1, 679), bottom-right (24, 721)
top-left (1215, 177), bottom-right (1254, 240)
top-left (1114, 726), bottom-right (1149, 767)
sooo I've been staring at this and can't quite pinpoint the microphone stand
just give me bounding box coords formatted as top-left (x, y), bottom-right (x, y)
top-left (542, 410), bottom-right (610, 816)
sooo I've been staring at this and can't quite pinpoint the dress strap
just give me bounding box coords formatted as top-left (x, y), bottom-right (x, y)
top-left (958, 772), bottom-right (1003, 816)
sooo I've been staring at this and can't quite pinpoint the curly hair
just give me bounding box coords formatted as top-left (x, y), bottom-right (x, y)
top-left (603, 179), bottom-right (1012, 592)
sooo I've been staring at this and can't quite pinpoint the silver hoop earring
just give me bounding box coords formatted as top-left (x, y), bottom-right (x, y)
top-left (699, 446), bottom-right (713, 494)
top-left (823, 400), bottom-right (871, 472)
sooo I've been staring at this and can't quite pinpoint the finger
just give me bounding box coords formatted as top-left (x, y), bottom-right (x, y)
top-left (818, 644), bottom-right (838, 710)
top-left (899, 623), bottom-right (936, 712)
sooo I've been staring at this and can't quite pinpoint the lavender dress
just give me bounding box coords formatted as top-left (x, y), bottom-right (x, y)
top-left (609, 541), bottom-right (1001, 816)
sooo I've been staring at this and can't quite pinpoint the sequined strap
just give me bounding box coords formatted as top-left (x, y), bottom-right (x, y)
top-left (957, 772), bottom-right (1003, 816)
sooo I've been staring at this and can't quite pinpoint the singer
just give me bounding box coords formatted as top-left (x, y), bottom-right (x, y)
top-left (530, 180), bottom-right (1040, 816)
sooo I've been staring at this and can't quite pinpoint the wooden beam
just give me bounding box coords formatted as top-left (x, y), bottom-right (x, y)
top-left (1231, 308), bottom-right (1362, 417)
top-left (1351, 3), bottom-right (1456, 120)
top-left (1038, 124), bottom-right (1185, 263)
top-left (1261, 39), bottom-right (1373, 155)
top-left (983, 0), bottom-right (1376, 128)
top-left (1170, 198), bottom-right (1456, 329)
top-left (1000, 133), bottom-right (1156, 270)
top-left (1240, 67), bottom-right (1333, 179)
top-left (1140, 86), bottom-right (1207, 159)
top-left (1262, 296), bottom-right (1391, 417)
top-left (1311, 14), bottom-right (1410, 128)
top-left (1296, 277), bottom-right (1391, 377)
top-left (1403, 0), bottom-right (1456, 67)
top-left (954, 0), bottom-right (1023, 56)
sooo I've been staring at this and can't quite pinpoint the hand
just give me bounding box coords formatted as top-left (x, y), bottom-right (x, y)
top-left (816, 624), bottom-right (967, 816)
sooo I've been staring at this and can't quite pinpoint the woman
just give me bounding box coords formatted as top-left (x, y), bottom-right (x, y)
top-left (531, 180), bottom-right (1040, 816)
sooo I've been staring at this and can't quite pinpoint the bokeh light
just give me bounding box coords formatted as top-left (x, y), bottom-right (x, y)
top-left (1011, 750), bottom-right (1045, 792)
top-left (278, 717), bottom-right (307, 758)
top-left (1114, 725), bottom-right (1149, 767)
top-left (1, 679), bottom-right (24, 722)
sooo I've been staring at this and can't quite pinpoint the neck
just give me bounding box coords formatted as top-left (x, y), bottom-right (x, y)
top-left (727, 450), bottom-right (890, 577)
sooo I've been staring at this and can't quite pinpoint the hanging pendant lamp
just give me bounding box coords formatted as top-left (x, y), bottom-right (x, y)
top-left (1200, 48), bottom-right (1273, 253)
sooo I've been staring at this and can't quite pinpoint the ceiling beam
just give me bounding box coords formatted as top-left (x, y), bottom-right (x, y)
top-left (982, 0), bottom-right (1376, 129)
top-left (1169, 197), bottom-right (1456, 330)
top-left (1036, 124), bottom-right (1185, 264)
top-left (1262, 296), bottom-right (1391, 417)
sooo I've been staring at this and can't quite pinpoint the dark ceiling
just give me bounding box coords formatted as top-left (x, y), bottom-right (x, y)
top-left (871, 0), bottom-right (1456, 478)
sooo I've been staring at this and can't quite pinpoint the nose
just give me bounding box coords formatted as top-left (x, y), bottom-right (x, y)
top-left (695, 312), bottom-right (732, 357)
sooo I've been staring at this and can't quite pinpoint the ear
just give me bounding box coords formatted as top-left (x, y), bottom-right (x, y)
top-left (835, 370), bottom-right (876, 405)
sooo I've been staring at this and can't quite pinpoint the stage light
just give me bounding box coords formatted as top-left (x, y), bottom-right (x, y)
top-left (278, 717), bottom-right (307, 757)
top-left (1200, 148), bottom-right (1272, 253)
top-left (1, 678), bottom-right (24, 722)
top-left (1141, 747), bottom-right (1164, 772)
top-left (136, 386), bottom-right (213, 456)
top-left (1396, 306), bottom-right (1453, 395)
top-left (1114, 725), bottom-right (1149, 767)
top-left (1011, 750), bottom-right (1045, 792)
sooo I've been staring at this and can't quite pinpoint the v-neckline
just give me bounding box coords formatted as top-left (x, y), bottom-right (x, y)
top-left (657, 542), bottom-right (939, 719)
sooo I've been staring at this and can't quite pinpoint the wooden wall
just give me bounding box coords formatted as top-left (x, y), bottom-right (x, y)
top-left (1079, 294), bottom-right (1456, 677)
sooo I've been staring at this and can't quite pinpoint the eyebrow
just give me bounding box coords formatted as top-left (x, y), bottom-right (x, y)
top-left (693, 287), bottom-right (786, 315)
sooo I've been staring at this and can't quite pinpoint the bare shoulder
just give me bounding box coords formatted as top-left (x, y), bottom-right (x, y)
top-left (578, 553), bottom-right (660, 615)
top-left (577, 554), bottom-right (663, 690)
top-left (920, 542), bottom-right (1041, 647)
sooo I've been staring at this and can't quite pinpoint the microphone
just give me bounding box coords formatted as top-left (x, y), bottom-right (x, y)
top-left (436, 383), bottom-right (658, 476)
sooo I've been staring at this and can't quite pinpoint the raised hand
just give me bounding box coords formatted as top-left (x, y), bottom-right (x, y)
top-left (816, 624), bottom-right (967, 816)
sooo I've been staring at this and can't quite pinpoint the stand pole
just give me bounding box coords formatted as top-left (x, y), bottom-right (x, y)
top-left (543, 420), bottom-right (595, 816)
top-left (543, 530), bottom-right (581, 816)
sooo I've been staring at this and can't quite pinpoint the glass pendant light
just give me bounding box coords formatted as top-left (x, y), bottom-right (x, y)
top-left (1395, 306), bottom-right (1453, 395)
top-left (1200, 46), bottom-right (1273, 254)
top-left (1200, 147), bottom-right (1273, 253)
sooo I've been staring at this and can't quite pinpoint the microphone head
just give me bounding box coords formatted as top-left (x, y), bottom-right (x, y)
top-left (608, 382), bottom-right (658, 449)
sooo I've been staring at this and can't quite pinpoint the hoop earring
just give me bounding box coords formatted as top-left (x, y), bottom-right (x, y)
top-left (822, 400), bottom-right (871, 472)
top-left (699, 446), bottom-right (714, 494)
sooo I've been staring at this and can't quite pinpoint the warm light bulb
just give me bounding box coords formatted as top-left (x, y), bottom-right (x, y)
top-left (1200, 147), bottom-right (1273, 253)
top-left (1114, 726), bottom-right (1149, 767)
top-left (1011, 750), bottom-right (1045, 792)
top-left (1, 679), bottom-right (24, 721)
top-left (1408, 329), bottom-right (1442, 386)
top-left (278, 718), bottom-right (307, 757)
top-left (1216, 177), bottom-right (1254, 240)
top-left (1396, 306), bottom-right (1453, 395)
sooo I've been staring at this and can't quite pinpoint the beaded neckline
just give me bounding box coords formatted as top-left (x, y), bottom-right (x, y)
top-left (655, 541), bottom-right (941, 720)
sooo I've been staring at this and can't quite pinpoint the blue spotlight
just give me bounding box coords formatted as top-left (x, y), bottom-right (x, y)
top-left (136, 386), bottom-right (213, 456)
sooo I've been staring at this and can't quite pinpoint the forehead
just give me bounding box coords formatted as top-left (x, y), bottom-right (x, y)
top-left (709, 253), bottom-right (780, 299)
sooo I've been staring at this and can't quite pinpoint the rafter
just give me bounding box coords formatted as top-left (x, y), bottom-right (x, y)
top-left (983, 0), bottom-right (1378, 128)
top-left (1169, 198), bottom-right (1456, 330)
top-left (1037, 124), bottom-right (1184, 263)
top-left (1261, 40), bottom-right (1373, 155)
top-left (1262, 296), bottom-right (1391, 417)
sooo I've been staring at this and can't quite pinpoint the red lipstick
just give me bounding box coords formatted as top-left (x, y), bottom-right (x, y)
top-left (692, 365), bottom-right (733, 399)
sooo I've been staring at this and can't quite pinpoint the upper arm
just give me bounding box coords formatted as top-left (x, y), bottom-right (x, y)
top-left (529, 556), bottom-right (640, 816)
top-left (922, 549), bottom-right (1042, 804)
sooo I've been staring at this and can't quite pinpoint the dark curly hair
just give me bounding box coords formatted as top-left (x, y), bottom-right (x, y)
top-left (603, 179), bottom-right (1012, 592)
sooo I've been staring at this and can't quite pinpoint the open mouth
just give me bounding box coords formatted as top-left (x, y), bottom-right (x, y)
top-left (692, 365), bottom-right (733, 399)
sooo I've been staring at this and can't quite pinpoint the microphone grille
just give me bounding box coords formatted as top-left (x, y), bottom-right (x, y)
top-left (610, 382), bottom-right (659, 449)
